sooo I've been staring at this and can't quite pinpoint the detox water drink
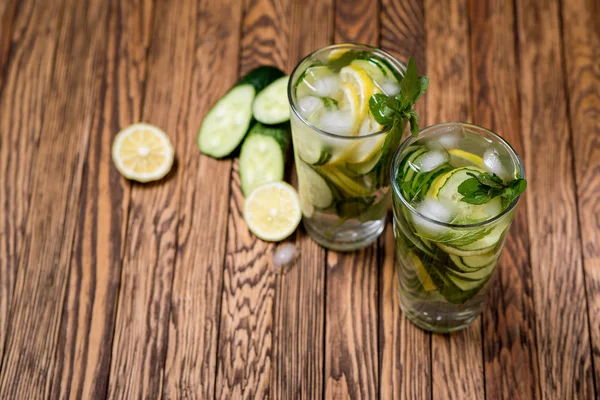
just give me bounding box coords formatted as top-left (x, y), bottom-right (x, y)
top-left (288, 44), bottom-right (405, 251)
top-left (391, 123), bottom-right (524, 332)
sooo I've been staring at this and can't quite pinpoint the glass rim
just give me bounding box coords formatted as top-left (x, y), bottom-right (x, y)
top-left (287, 43), bottom-right (405, 140)
top-left (390, 122), bottom-right (525, 229)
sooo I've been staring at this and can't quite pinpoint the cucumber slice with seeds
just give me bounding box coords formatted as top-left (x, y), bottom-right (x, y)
top-left (253, 76), bottom-right (290, 124)
top-left (198, 85), bottom-right (255, 158)
top-left (239, 123), bottom-right (290, 196)
top-left (198, 66), bottom-right (284, 158)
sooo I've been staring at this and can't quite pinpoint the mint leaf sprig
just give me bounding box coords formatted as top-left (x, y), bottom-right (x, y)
top-left (368, 56), bottom-right (429, 137)
top-left (457, 172), bottom-right (527, 205)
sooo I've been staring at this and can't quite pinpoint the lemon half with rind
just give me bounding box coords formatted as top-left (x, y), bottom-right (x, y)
top-left (244, 182), bottom-right (302, 242)
top-left (112, 123), bottom-right (175, 183)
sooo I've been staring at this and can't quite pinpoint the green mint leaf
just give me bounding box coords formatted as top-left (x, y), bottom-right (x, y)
top-left (417, 76), bottom-right (429, 101)
top-left (478, 173), bottom-right (504, 188)
top-left (369, 93), bottom-right (395, 125)
top-left (407, 109), bottom-right (419, 136)
top-left (367, 56), bottom-right (428, 138)
top-left (502, 178), bottom-right (527, 202)
top-left (400, 57), bottom-right (420, 103)
top-left (457, 177), bottom-right (481, 197)
top-left (380, 118), bottom-right (405, 153)
top-left (460, 171), bottom-right (527, 205)
top-left (461, 190), bottom-right (493, 205)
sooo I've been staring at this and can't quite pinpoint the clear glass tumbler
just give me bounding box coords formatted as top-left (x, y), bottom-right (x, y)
top-left (390, 122), bottom-right (525, 332)
top-left (288, 44), bottom-right (407, 251)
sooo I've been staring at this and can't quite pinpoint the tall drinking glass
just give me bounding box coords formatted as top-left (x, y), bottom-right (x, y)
top-left (288, 44), bottom-right (407, 251)
top-left (391, 122), bottom-right (525, 332)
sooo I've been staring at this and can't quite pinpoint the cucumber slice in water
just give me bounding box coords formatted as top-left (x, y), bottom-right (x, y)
top-left (253, 76), bottom-right (290, 124)
top-left (431, 166), bottom-right (503, 223)
top-left (239, 123), bottom-right (290, 196)
top-left (198, 66), bottom-right (284, 158)
top-left (296, 161), bottom-right (333, 208)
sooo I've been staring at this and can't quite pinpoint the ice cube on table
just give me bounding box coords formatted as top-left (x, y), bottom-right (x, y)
top-left (415, 150), bottom-right (449, 172)
top-left (413, 197), bottom-right (456, 236)
top-left (318, 110), bottom-right (354, 136)
top-left (381, 80), bottom-right (400, 96)
top-left (313, 75), bottom-right (341, 98)
top-left (483, 148), bottom-right (511, 179)
top-left (298, 95), bottom-right (323, 118)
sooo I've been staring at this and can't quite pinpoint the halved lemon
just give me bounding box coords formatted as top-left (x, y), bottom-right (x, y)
top-left (340, 65), bottom-right (375, 126)
top-left (244, 182), bottom-right (302, 242)
top-left (112, 123), bottom-right (175, 183)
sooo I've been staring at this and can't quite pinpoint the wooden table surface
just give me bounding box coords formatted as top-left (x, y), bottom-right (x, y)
top-left (0, 0), bottom-right (598, 398)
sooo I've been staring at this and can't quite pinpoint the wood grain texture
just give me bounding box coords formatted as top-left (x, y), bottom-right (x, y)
top-left (561, 0), bottom-right (600, 390)
top-left (379, 221), bottom-right (432, 399)
top-left (270, 1), bottom-right (332, 397)
top-left (216, 162), bottom-right (277, 399)
top-left (106, 0), bottom-right (197, 397)
top-left (323, 3), bottom-right (380, 399)
top-left (334, 0), bottom-right (379, 45)
top-left (515, 0), bottom-right (595, 397)
top-left (161, 0), bottom-right (242, 398)
top-left (379, 2), bottom-right (430, 397)
top-left (0, 0), bottom-right (110, 396)
top-left (424, 0), bottom-right (485, 399)
top-left (48, 0), bottom-right (153, 398)
top-left (0, 0), bottom-right (18, 91)
top-left (469, 0), bottom-right (541, 398)
top-left (0, 0), bottom-right (65, 368)
top-left (215, 0), bottom-right (288, 397)
top-left (325, 249), bottom-right (379, 400)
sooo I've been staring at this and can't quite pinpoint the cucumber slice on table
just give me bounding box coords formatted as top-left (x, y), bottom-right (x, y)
top-left (253, 76), bottom-right (290, 124)
top-left (239, 123), bottom-right (291, 196)
top-left (198, 66), bottom-right (284, 158)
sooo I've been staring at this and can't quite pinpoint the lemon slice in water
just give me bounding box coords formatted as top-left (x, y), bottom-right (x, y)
top-left (112, 123), bottom-right (174, 182)
top-left (340, 65), bottom-right (375, 126)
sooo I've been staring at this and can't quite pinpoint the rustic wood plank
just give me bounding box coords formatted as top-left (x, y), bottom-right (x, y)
top-left (161, 0), bottom-right (242, 398)
top-left (325, 249), bottom-right (380, 399)
top-left (0, 0), bottom-right (18, 91)
top-left (0, 0), bottom-right (65, 368)
top-left (105, 0), bottom-right (198, 397)
top-left (424, 0), bottom-right (485, 398)
top-left (323, 4), bottom-right (380, 399)
top-left (215, 0), bottom-right (288, 397)
top-left (48, 0), bottom-right (153, 398)
top-left (270, 0), bottom-right (332, 397)
top-left (561, 0), bottom-right (600, 391)
top-left (0, 0), bottom-right (110, 396)
top-left (468, 1), bottom-right (541, 398)
top-left (379, 0), bottom-right (430, 397)
top-left (515, 0), bottom-right (595, 397)
top-left (334, 0), bottom-right (379, 45)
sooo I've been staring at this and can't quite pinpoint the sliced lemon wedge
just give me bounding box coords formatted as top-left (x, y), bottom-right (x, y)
top-left (340, 65), bottom-right (375, 129)
top-left (448, 149), bottom-right (485, 168)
